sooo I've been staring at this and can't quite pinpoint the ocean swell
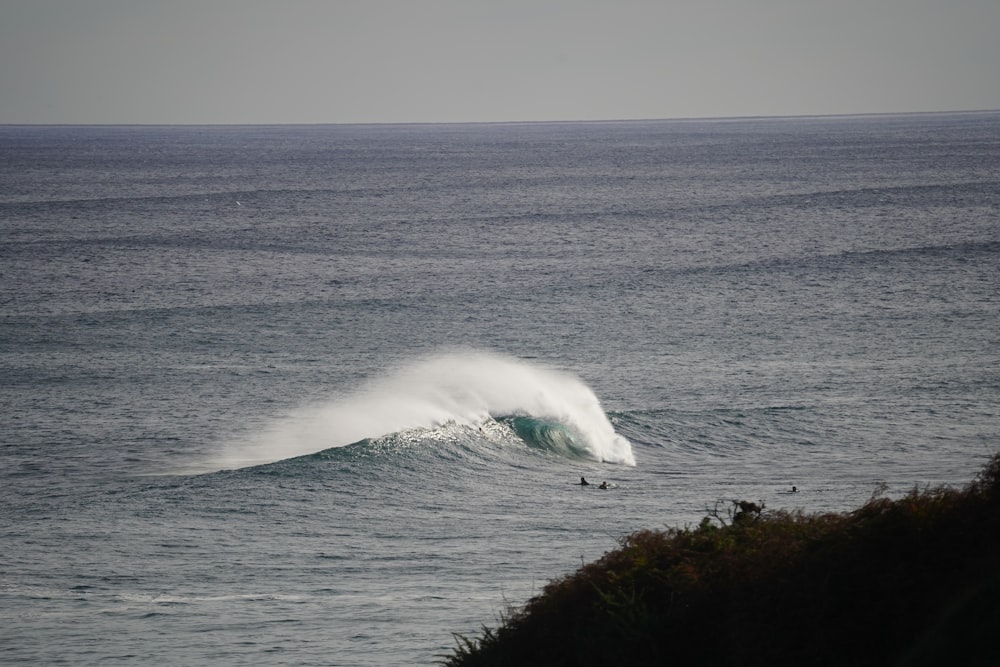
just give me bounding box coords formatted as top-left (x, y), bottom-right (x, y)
top-left (217, 350), bottom-right (635, 469)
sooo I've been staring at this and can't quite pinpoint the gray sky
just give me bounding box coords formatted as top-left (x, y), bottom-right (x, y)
top-left (2, 0), bottom-right (998, 124)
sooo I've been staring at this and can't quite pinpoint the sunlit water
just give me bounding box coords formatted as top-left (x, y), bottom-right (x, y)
top-left (1, 113), bottom-right (998, 664)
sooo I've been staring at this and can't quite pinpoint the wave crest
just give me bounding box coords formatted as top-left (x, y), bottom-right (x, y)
top-left (217, 350), bottom-right (635, 469)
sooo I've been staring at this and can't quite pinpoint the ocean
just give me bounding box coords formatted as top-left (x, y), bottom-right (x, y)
top-left (1, 112), bottom-right (998, 665)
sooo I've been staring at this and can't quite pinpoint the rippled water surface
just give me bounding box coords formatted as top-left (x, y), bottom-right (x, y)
top-left (2, 113), bottom-right (998, 664)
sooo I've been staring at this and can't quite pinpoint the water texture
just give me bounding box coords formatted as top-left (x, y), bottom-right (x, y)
top-left (1, 113), bottom-right (998, 664)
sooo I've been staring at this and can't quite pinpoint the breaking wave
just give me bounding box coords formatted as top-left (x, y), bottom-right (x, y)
top-left (216, 350), bottom-right (635, 470)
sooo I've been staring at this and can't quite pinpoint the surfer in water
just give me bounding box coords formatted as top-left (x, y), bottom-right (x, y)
top-left (599, 481), bottom-right (609, 489)
top-left (579, 477), bottom-right (590, 486)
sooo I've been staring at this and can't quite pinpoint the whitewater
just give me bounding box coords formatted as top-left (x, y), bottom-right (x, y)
top-left (1, 113), bottom-right (998, 665)
top-left (221, 350), bottom-right (635, 470)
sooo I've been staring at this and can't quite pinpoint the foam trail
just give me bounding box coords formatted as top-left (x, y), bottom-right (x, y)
top-left (219, 350), bottom-right (635, 468)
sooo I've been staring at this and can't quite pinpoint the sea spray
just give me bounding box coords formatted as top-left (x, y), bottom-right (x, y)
top-left (218, 350), bottom-right (635, 469)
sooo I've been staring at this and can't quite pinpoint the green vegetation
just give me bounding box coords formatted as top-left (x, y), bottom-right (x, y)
top-left (444, 455), bottom-right (1000, 666)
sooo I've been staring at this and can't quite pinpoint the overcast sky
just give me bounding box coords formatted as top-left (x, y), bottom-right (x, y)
top-left (2, 0), bottom-right (998, 125)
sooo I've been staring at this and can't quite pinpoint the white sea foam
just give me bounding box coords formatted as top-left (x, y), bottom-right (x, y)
top-left (219, 350), bottom-right (635, 468)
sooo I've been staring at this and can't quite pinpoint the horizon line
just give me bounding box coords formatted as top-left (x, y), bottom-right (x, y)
top-left (2, 108), bottom-right (998, 129)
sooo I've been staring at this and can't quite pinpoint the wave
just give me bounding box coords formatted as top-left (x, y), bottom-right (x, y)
top-left (215, 350), bottom-right (634, 470)
top-left (501, 416), bottom-right (594, 460)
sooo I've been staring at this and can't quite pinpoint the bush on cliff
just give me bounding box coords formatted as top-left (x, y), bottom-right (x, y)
top-left (444, 454), bottom-right (1000, 666)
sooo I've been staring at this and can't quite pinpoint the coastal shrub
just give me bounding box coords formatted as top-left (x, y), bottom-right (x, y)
top-left (443, 454), bottom-right (1000, 666)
